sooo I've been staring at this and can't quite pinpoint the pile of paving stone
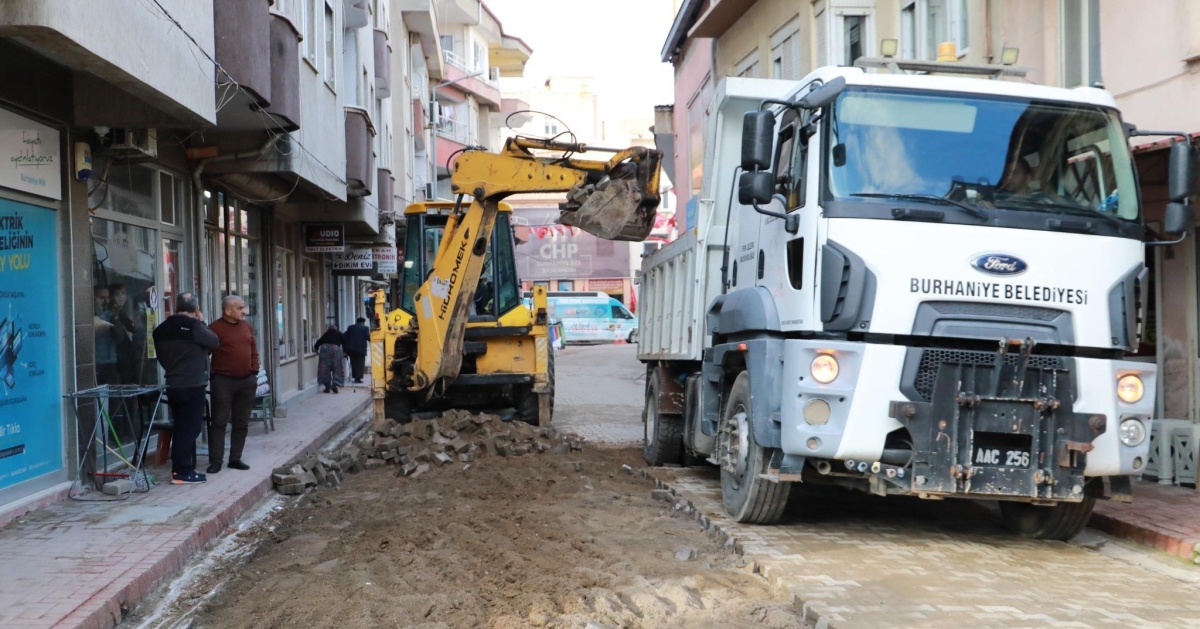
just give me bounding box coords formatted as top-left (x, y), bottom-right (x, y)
top-left (270, 409), bottom-right (582, 495)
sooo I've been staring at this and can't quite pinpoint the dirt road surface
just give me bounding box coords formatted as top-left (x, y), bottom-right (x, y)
top-left (168, 443), bottom-right (806, 629)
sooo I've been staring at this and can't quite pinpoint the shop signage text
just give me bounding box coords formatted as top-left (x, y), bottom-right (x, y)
top-left (0, 109), bottom-right (62, 201)
top-left (373, 246), bottom-right (397, 274)
top-left (304, 223), bottom-right (345, 253)
top-left (331, 247), bottom-right (374, 275)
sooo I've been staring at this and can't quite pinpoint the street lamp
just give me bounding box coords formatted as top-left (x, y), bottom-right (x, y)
top-left (429, 70), bottom-right (485, 201)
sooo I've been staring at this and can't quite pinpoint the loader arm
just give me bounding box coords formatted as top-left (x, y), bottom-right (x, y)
top-left (411, 136), bottom-right (663, 394)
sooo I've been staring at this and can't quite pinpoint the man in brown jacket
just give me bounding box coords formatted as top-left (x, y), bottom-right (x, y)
top-left (208, 295), bottom-right (260, 473)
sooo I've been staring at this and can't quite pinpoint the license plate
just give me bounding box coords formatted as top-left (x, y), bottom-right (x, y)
top-left (972, 446), bottom-right (1031, 468)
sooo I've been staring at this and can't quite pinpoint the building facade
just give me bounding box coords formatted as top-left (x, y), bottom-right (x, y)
top-left (0, 0), bottom-right (532, 514)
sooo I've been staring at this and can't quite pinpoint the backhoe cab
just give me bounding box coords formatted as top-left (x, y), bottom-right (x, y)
top-left (370, 136), bottom-right (664, 425)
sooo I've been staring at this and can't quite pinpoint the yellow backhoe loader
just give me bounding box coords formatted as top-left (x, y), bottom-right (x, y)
top-left (370, 136), bottom-right (662, 424)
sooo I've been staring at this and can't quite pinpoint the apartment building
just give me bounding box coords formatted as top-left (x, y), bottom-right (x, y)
top-left (0, 0), bottom-right (412, 512)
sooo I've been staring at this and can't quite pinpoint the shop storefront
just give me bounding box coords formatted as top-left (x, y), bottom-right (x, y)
top-left (0, 106), bottom-right (67, 505)
top-left (89, 161), bottom-right (193, 455)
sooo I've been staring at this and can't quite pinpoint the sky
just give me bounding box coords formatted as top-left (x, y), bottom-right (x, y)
top-left (484, 0), bottom-right (677, 123)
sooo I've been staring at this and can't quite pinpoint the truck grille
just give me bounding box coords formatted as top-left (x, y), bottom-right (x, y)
top-left (914, 349), bottom-right (1061, 402)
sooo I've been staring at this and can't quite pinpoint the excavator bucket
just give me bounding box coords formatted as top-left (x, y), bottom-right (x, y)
top-left (557, 148), bottom-right (662, 242)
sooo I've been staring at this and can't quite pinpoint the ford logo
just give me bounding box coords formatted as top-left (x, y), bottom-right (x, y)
top-left (971, 253), bottom-right (1027, 276)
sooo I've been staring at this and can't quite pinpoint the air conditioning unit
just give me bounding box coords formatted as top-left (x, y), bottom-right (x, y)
top-left (107, 128), bottom-right (158, 160)
top-left (489, 66), bottom-right (501, 82)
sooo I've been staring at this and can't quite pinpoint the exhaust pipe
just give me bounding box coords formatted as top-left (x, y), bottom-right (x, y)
top-left (815, 460), bottom-right (832, 475)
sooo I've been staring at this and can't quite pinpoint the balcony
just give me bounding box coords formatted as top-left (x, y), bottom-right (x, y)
top-left (212, 0), bottom-right (274, 129)
top-left (441, 53), bottom-right (500, 107)
top-left (265, 14), bottom-right (301, 131)
top-left (374, 29), bottom-right (391, 99)
top-left (377, 168), bottom-right (394, 218)
top-left (435, 115), bottom-right (469, 144)
top-left (344, 0), bottom-right (370, 29)
top-left (345, 106), bottom-right (376, 196)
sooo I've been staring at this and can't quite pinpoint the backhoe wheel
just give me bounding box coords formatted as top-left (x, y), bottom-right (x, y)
top-left (998, 494), bottom-right (1096, 541)
top-left (518, 351), bottom-right (555, 426)
top-left (643, 366), bottom-right (683, 466)
top-left (719, 372), bottom-right (790, 524)
top-left (383, 391), bottom-right (413, 424)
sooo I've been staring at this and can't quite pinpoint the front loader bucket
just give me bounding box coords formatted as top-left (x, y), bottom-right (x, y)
top-left (557, 150), bottom-right (662, 242)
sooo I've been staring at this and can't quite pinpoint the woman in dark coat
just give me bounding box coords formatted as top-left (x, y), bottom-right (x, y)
top-left (314, 325), bottom-right (345, 393)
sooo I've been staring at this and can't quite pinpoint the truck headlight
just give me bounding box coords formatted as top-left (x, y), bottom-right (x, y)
top-left (811, 354), bottom-right (839, 384)
top-left (1116, 374), bottom-right (1144, 403)
top-left (1118, 418), bottom-right (1146, 447)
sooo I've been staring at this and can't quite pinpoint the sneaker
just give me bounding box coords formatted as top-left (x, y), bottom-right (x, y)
top-left (227, 460), bottom-right (250, 471)
top-left (172, 471), bottom-right (207, 485)
top-left (207, 461), bottom-right (222, 474)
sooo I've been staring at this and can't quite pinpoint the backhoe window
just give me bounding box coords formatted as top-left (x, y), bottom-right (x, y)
top-left (398, 212), bottom-right (522, 318)
top-left (825, 88), bottom-right (1139, 223)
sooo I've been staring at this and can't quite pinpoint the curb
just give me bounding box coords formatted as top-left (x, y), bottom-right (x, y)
top-left (641, 469), bottom-right (838, 629)
top-left (1088, 511), bottom-right (1200, 564)
top-left (67, 397), bottom-right (371, 629)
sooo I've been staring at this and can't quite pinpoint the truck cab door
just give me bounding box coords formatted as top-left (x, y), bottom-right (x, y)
top-left (757, 109), bottom-right (817, 332)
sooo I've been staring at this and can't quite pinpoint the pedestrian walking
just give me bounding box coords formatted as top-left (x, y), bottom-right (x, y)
top-left (208, 295), bottom-right (260, 474)
top-left (152, 292), bottom-right (218, 485)
top-left (314, 324), bottom-right (345, 393)
top-left (343, 317), bottom-right (370, 384)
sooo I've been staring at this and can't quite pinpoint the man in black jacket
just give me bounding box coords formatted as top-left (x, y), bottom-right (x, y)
top-left (153, 292), bottom-right (219, 484)
top-left (343, 317), bottom-right (371, 384)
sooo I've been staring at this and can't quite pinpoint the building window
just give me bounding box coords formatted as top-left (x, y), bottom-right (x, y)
top-left (735, 49), bottom-right (759, 78)
top-left (305, 0), bottom-right (318, 67)
top-left (843, 15), bottom-right (864, 65)
top-left (324, 1), bottom-right (336, 89)
top-left (474, 41), bottom-right (487, 73)
top-left (275, 226), bottom-right (296, 361)
top-left (1061, 0), bottom-right (1101, 87)
top-left (770, 17), bottom-right (802, 80)
top-left (302, 258), bottom-right (321, 354)
top-left (921, 0), bottom-right (967, 59)
top-left (901, 1), bottom-right (917, 59)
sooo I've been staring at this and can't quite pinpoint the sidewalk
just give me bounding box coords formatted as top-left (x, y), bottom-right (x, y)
top-left (0, 386), bottom-right (372, 629)
top-left (1091, 480), bottom-right (1200, 563)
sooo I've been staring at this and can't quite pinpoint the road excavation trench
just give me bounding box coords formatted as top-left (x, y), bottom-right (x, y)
top-left (189, 443), bottom-right (808, 629)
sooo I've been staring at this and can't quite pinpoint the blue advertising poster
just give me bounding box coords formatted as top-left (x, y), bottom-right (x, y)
top-left (0, 198), bottom-right (62, 490)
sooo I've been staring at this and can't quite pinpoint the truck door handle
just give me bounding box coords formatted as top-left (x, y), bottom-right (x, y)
top-left (757, 249), bottom-right (765, 280)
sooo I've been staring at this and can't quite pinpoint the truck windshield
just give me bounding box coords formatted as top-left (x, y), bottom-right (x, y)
top-left (825, 88), bottom-right (1139, 223)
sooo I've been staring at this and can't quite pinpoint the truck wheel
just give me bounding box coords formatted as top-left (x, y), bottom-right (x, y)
top-left (998, 496), bottom-right (1096, 541)
top-left (384, 391), bottom-right (413, 424)
top-left (719, 372), bottom-right (790, 524)
top-left (643, 366), bottom-right (683, 466)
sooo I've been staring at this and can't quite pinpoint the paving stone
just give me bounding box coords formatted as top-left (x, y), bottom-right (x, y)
top-left (277, 483), bottom-right (305, 495)
top-left (271, 473), bottom-right (302, 486)
top-left (650, 489), bottom-right (672, 502)
top-left (674, 546), bottom-right (697, 561)
top-left (410, 463), bottom-right (431, 479)
top-left (363, 459), bottom-right (385, 470)
top-left (434, 452), bottom-right (454, 466)
top-left (102, 480), bottom-right (134, 496)
top-left (458, 453), bottom-right (475, 463)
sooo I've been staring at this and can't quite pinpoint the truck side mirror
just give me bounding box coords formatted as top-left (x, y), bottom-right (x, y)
top-left (741, 111), bottom-right (774, 171)
top-left (797, 76), bottom-right (846, 110)
top-left (1164, 201), bottom-right (1194, 236)
top-left (1168, 141), bottom-right (1197, 202)
top-left (738, 171), bottom-right (774, 206)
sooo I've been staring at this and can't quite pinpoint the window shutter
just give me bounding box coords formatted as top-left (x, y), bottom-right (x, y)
top-left (786, 33), bottom-right (801, 79)
top-left (815, 9), bottom-right (828, 67)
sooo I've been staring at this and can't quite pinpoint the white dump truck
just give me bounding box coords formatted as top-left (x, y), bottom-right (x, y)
top-left (637, 57), bottom-right (1197, 540)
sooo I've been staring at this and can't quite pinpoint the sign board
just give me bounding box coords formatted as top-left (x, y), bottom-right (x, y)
top-left (0, 108), bottom-right (62, 200)
top-left (303, 223), bottom-right (344, 253)
top-left (512, 206), bottom-right (632, 282)
top-left (373, 246), bottom-right (397, 274)
top-left (331, 247), bottom-right (374, 275)
top-left (587, 278), bottom-right (625, 292)
top-left (0, 199), bottom-right (63, 490)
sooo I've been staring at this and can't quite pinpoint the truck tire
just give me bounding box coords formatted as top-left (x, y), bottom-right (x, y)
top-left (719, 372), bottom-right (790, 524)
top-left (643, 366), bottom-right (683, 466)
top-left (998, 496), bottom-right (1096, 541)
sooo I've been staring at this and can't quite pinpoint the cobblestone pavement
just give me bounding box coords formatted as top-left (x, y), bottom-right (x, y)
top-left (554, 345), bottom-right (1200, 629)
top-left (552, 344), bottom-right (645, 446)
